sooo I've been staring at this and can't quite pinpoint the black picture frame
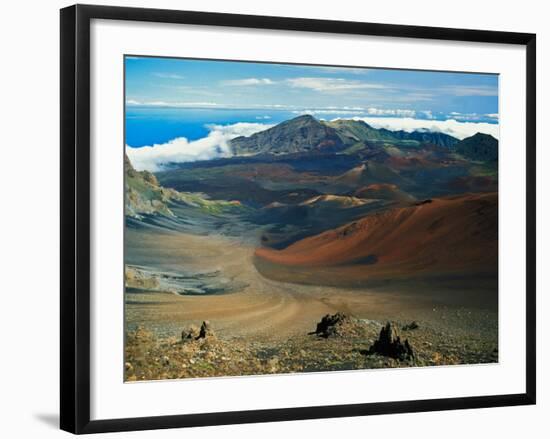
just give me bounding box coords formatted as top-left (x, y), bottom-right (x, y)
top-left (60, 4), bottom-right (536, 434)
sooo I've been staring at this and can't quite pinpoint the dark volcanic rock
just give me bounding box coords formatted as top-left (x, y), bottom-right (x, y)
top-left (197, 321), bottom-right (213, 339)
top-left (402, 321), bottom-right (419, 331)
top-left (312, 312), bottom-right (350, 338)
top-left (181, 321), bottom-right (214, 341)
top-left (367, 322), bottom-right (414, 360)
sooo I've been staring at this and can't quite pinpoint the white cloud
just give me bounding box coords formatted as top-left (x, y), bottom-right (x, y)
top-left (438, 85), bottom-right (497, 97)
top-left (287, 77), bottom-right (386, 92)
top-left (153, 72), bottom-right (185, 80)
top-left (365, 107), bottom-right (416, 117)
top-left (291, 107), bottom-right (415, 117)
top-left (126, 122), bottom-right (273, 172)
top-left (344, 117), bottom-right (499, 140)
top-left (251, 104), bottom-right (290, 109)
top-left (221, 78), bottom-right (275, 86)
top-left (292, 109), bottom-right (365, 116)
top-left (420, 110), bottom-right (434, 119)
top-left (446, 112), bottom-right (499, 122)
top-left (326, 106), bottom-right (365, 111)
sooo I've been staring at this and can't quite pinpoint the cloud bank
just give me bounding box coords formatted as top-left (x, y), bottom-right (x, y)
top-left (287, 77), bottom-right (386, 92)
top-left (346, 117), bottom-right (499, 140)
top-left (153, 72), bottom-right (185, 80)
top-left (127, 117), bottom-right (499, 172)
top-left (293, 107), bottom-right (417, 117)
top-left (126, 122), bottom-right (273, 172)
top-left (438, 85), bottom-right (497, 97)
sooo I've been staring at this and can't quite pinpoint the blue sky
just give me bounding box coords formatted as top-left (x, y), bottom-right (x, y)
top-left (125, 56), bottom-right (498, 121)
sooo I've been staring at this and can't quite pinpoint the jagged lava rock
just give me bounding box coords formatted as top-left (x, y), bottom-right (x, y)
top-left (197, 321), bottom-right (213, 339)
top-left (367, 322), bottom-right (414, 360)
top-left (312, 312), bottom-right (350, 338)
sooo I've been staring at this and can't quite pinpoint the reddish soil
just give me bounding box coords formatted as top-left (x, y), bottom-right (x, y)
top-left (255, 192), bottom-right (497, 280)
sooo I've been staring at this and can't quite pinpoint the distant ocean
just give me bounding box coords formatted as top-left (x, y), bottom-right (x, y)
top-left (126, 108), bottom-right (294, 147)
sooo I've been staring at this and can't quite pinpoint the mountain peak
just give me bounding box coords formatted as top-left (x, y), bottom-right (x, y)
top-left (229, 116), bottom-right (468, 157)
top-left (469, 132), bottom-right (497, 141)
top-left (291, 114), bottom-right (316, 122)
top-left (454, 132), bottom-right (498, 162)
top-left (229, 114), bottom-right (345, 155)
top-left (278, 114), bottom-right (322, 128)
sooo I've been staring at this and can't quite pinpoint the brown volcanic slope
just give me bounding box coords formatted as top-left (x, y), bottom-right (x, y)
top-left (300, 194), bottom-right (372, 208)
top-left (335, 162), bottom-right (406, 188)
top-left (354, 183), bottom-right (416, 202)
top-left (255, 192), bottom-right (497, 283)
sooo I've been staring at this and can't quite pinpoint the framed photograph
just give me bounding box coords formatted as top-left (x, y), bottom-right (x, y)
top-left (60, 4), bottom-right (536, 434)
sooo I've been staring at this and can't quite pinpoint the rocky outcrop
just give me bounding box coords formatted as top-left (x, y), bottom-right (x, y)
top-left (311, 312), bottom-right (351, 338)
top-left (181, 321), bottom-right (214, 342)
top-left (366, 322), bottom-right (414, 360)
top-left (125, 153), bottom-right (245, 219)
top-left (198, 321), bottom-right (213, 339)
top-left (125, 153), bottom-right (175, 218)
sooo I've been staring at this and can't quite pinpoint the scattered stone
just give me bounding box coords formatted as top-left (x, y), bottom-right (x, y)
top-left (181, 325), bottom-right (200, 341)
top-left (359, 318), bottom-right (383, 328)
top-left (268, 356), bottom-right (279, 372)
top-left (311, 312), bottom-right (350, 338)
top-left (366, 322), bottom-right (414, 360)
top-left (125, 307), bottom-right (496, 380)
top-left (402, 321), bottom-right (419, 331)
